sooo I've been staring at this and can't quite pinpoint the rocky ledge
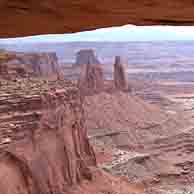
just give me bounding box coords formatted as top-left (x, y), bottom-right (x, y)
top-left (0, 78), bottom-right (96, 194)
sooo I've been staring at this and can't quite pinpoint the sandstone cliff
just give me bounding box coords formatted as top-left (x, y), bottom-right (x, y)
top-left (78, 55), bottom-right (132, 96)
top-left (0, 79), bottom-right (96, 194)
top-left (113, 56), bottom-right (129, 92)
top-left (0, 51), bottom-right (60, 79)
top-left (78, 63), bottom-right (104, 96)
top-left (75, 49), bottom-right (101, 66)
top-left (0, 78), bottom-right (142, 194)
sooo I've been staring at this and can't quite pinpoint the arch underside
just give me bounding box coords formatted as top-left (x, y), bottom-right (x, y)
top-left (0, 0), bottom-right (194, 38)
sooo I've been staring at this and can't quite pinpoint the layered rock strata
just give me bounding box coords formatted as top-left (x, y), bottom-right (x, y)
top-left (0, 51), bottom-right (60, 79)
top-left (0, 78), bottom-right (96, 194)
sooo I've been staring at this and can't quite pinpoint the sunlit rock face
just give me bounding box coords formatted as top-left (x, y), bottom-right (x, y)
top-left (113, 56), bottom-right (129, 92)
top-left (78, 63), bottom-right (104, 96)
top-left (0, 79), bottom-right (96, 194)
top-left (75, 49), bottom-right (101, 66)
top-left (78, 55), bottom-right (131, 96)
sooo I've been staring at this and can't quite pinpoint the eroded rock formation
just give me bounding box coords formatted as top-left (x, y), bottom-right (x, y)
top-left (75, 49), bottom-right (101, 66)
top-left (78, 55), bottom-right (131, 96)
top-left (78, 63), bottom-right (104, 96)
top-left (0, 0), bottom-right (194, 37)
top-left (0, 79), bottom-right (96, 194)
top-left (84, 91), bottom-right (189, 150)
top-left (0, 50), bottom-right (60, 79)
top-left (113, 56), bottom-right (129, 92)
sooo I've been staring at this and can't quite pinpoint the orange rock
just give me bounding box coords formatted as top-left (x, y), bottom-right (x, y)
top-left (0, 0), bottom-right (193, 38)
top-left (78, 63), bottom-right (104, 96)
top-left (0, 81), bottom-right (96, 194)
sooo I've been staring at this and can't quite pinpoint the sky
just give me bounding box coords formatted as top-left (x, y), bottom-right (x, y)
top-left (1, 25), bottom-right (194, 43)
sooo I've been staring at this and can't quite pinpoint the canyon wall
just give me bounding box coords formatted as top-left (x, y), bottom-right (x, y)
top-left (0, 79), bottom-right (96, 194)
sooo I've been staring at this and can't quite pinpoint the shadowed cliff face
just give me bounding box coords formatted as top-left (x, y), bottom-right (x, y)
top-left (75, 49), bottom-right (101, 66)
top-left (0, 0), bottom-right (194, 37)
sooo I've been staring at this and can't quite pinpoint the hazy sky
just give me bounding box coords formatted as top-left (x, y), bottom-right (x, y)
top-left (1, 25), bottom-right (194, 43)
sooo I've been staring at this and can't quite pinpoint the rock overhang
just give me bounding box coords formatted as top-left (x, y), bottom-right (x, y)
top-left (0, 0), bottom-right (194, 38)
